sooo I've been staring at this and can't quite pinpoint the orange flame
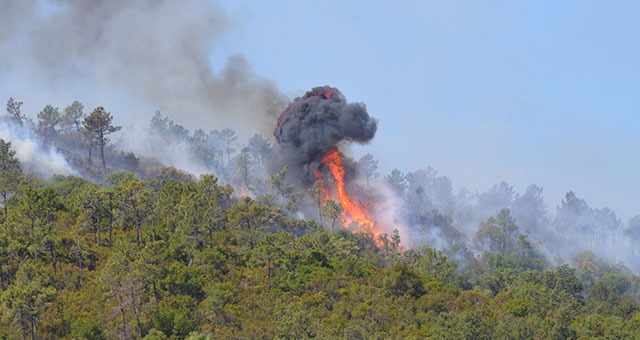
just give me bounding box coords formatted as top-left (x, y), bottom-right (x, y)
top-left (317, 149), bottom-right (383, 245)
top-left (239, 187), bottom-right (247, 198)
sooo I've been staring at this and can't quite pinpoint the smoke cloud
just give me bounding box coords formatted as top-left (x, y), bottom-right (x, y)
top-left (274, 86), bottom-right (377, 184)
top-left (0, 0), bottom-right (286, 138)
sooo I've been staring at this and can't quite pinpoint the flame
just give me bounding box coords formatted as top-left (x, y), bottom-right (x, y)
top-left (322, 88), bottom-right (333, 100)
top-left (239, 187), bottom-right (247, 198)
top-left (317, 149), bottom-right (383, 245)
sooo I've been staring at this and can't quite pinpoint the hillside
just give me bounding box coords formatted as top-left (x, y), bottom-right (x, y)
top-left (1, 135), bottom-right (640, 339)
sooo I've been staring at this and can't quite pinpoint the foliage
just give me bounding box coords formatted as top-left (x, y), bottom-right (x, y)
top-left (0, 137), bottom-right (637, 338)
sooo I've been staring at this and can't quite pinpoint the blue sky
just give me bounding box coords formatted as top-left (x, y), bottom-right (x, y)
top-left (212, 0), bottom-right (640, 219)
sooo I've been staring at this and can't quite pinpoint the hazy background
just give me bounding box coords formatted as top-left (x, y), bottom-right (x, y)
top-left (1, 0), bottom-right (638, 219)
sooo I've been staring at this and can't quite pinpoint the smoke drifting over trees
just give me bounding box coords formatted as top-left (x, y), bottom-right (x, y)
top-left (1, 0), bottom-right (639, 280)
top-left (0, 0), bottom-right (286, 136)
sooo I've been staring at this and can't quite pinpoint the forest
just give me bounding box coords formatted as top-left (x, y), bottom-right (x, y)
top-left (1, 97), bottom-right (640, 340)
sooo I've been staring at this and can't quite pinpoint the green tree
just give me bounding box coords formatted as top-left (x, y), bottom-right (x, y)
top-left (250, 233), bottom-right (286, 290)
top-left (152, 295), bottom-right (197, 338)
top-left (1, 259), bottom-right (56, 340)
top-left (385, 168), bottom-right (407, 196)
top-left (309, 179), bottom-right (325, 225)
top-left (219, 127), bottom-right (238, 169)
top-left (83, 106), bottom-right (121, 174)
top-left (100, 240), bottom-right (145, 339)
top-left (112, 173), bottom-right (153, 245)
top-left (357, 153), bottom-right (379, 187)
top-left (198, 175), bottom-right (233, 238)
top-left (6, 97), bottom-right (24, 125)
top-left (382, 265), bottom-right (425, 298)
top-left (36, 104), bottom-right (61, 145)
top-left (133, 240), bottom-right (168, 304)
top-left (321, 199), bottom-right (342, 231)
top-left (235, 152), bottom-right (250, 188)
top-left (176, 184), bottom-right (209, 262)
top-left (17, 186), bottom-right (62, 275)
top-left (266, 166), bottom-right (296, 209)
top-left (544, 264), bottom-right (584, 303)
top-left (142, 328), bottom-right (169, 340)
top-left (511, 184), bottom-right (549, 236)
top-left (405, 246), bottom-right (459, 285)
top-left (61, 100), bottom-right (85, 132)
top-left (246, 133), bottom-right (271, 169)
top-left (78, 185), bottom-right (113, 246)
top-left (0, 139), bottom-right (22, 223)
top-left (473, 208), bottom-right (519, 256)
top-left (71, 317), bottom-right (106, 340)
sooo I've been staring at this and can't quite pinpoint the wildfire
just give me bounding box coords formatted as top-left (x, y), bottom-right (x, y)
top-left (317, 149), bottom-right (384, 244)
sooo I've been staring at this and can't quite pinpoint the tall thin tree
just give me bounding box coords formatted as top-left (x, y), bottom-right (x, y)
top-left (83, 107), bottom-right (121, 174)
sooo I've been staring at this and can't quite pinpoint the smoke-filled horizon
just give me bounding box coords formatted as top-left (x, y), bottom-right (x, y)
top-left (1, 90), bottom-right (640, 272)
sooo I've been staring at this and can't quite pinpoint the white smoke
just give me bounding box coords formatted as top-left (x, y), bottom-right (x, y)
top-left (0, 120), bottom-right (77, 177)
top-left (116, 124), bottom-right (210, 176)
top-left (372, 180), bottom-right (411, 245)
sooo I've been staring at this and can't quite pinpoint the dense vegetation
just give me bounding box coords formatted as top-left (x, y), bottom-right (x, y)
top-left (1, 135), bottom-right (640, 339)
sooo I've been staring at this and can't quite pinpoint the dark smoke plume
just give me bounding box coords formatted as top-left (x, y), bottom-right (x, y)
top-left (273, 86), bottom-right (377, 184)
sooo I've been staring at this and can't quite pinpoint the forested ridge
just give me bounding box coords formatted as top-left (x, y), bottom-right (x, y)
top-left (1, 99), bottom-right (640, 339)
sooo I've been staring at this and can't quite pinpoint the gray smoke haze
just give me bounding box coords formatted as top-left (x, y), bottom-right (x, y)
top-left (274, 86), bottom-right (377, 184)
top-left (0, 0), bottom-right (286, 138)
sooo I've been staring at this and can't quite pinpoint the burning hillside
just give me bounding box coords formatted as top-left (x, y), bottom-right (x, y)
top-left (273, 86), bottom-right (387, 241)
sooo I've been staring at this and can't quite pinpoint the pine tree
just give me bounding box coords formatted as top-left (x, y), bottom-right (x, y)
top-left (83, 107), bottom-right (121, 174)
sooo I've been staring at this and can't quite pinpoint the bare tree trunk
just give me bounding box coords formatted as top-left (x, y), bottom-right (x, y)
top-left (49, 241), bottom-right (56, 277)
top-left (19, 307), bottom-right (27, 340)
top-left (136, 219), bottom-right (143, 245)
top-left (267, 258), bottom-right (271, 290)
top-left (96, 223), bottom-right (101, 246)
top-left (108, 214), bottom-right (114, 248)
top-left (76, 245), bottom-right (84, 286)
top-left (30, 315), bottom-right (36, 340)
top-left (131, 289), bottom-right (143, 339)
top-left (152, 279), bottom-right (160, 303)
top-left (120, 305), bottom-right (127, 340)
top-left (3, 193), bottom-right (9, 223)
top-left (100, 142), bottom-right (107, 175)
top-left (88, 144), bottom-right (93, 165)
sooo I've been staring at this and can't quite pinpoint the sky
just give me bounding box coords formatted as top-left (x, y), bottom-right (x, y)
top-left (1, 1), bottom-right (638, 220)
top-left (211, 0), bottom-right (640, 220)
